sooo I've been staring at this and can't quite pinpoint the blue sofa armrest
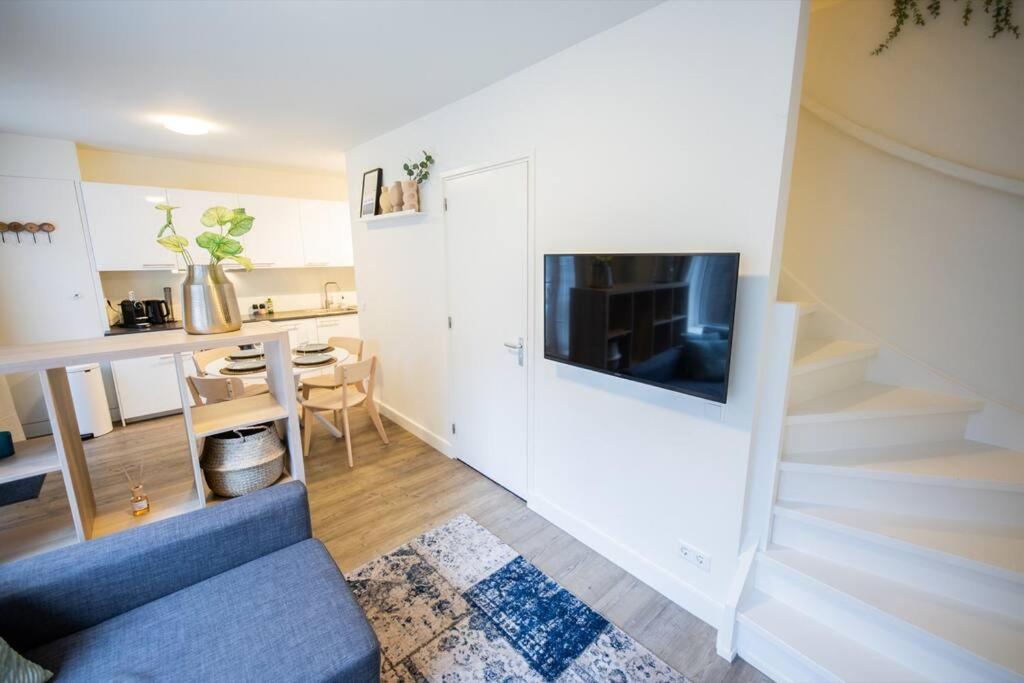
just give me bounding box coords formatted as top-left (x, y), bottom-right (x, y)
top-left (0, 480), bottom-right (312, 652)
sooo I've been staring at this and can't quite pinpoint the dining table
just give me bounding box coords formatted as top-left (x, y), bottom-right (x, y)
top-left (201, 345), bottom-right (354, 439)
top-left (203, 346), bottom-right (351, 380)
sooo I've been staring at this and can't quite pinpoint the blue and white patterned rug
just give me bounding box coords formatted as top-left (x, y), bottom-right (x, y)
top-left (348, 514), bottom-right (690, 682)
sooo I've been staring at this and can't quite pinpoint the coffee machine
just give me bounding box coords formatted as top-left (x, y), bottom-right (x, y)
top-left (119, 292), bottom-right (151, 329)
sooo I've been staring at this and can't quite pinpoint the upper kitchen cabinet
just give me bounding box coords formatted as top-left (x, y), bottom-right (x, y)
top-left (236, 193), bottom-right (304, 268)
top-left (82, 182), bottom-right (174, 271)
top-left (299, 199), bottom-right (353, 267)
top-left (164, 189), bottom-right (240, 268)
top-left (82, 184), bottom-right (352, 271)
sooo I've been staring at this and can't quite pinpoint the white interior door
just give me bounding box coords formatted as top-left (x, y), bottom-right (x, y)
top-left (445, 160), bottom-right (529, 498)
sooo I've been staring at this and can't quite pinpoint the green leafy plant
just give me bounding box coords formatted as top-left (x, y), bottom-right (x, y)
top-left (403, 150), bottom-right (435, 184)
top-left (155, 204), bottom-right (254, 270)
top-left (873, 0), bottom-right (1020, 54)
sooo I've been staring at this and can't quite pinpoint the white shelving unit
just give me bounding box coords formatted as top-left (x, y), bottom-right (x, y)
top-left (0, 322), bottom-right (303, 561)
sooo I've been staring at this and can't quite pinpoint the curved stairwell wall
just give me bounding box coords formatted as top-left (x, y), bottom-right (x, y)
top-left (782, 0), bottom-right (1024, 412)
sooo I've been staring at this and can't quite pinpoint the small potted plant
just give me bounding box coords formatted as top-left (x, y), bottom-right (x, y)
top-left (155, 204), bottom-right (255, 334)
top-left (400, 151), bottom-right (435, 212)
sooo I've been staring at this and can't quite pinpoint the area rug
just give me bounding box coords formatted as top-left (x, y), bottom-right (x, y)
top-left (348, 514), bottom-right (690, 682)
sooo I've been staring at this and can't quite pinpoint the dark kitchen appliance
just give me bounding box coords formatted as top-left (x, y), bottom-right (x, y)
top-left (163, 286), bottom-right (176, 322)
top-left (119, 299), bottom-right (151, 329)
top-left (544, 253), bottom-right (740, 403)
top-left (143, 299), bottom-right (171, 324)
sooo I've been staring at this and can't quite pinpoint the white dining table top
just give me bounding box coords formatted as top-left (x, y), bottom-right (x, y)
top-left (204, 347), bottom-right (351, 380)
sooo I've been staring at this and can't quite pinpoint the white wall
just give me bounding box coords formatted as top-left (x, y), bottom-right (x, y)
top-left (0, 133), bottom-right (105, 433)
top-left (783, 0), bottom-right (1024, 410)
top-left (346, 1), bottom-right (805, 623)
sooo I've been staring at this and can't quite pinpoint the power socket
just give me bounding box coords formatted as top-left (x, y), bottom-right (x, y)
top-left (679, 541), bottom-right (711, 573)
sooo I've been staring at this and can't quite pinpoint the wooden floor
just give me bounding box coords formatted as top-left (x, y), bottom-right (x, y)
top-left (1, 408), bottom-right (768, 683)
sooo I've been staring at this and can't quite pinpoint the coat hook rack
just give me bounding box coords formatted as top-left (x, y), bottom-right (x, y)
top-left (0, 220), bottom-right (56, 244)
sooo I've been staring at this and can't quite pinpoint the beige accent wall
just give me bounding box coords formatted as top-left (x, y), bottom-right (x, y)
top-left (782, 0), bottom-right (1024, 409)
top-left (77, 147), bottom-right (347, 200)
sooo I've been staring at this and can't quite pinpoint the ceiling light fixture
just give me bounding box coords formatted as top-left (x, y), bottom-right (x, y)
top-left (159, 115), bottom-right (213, 136)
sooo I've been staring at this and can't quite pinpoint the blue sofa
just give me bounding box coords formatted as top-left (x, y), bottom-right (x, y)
top-left (0, 481), bottom-right (380, 682)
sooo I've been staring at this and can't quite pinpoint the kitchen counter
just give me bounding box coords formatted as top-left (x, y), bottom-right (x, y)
top-left (245, 306), bottom-right (358, 323)
top-left (104, 307), bottom-right (357, 336)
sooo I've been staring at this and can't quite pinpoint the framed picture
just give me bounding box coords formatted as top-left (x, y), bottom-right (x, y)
top-left (360, 168), bottom-right (383, 218)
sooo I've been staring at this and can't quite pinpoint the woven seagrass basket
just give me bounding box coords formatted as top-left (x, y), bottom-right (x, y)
top-left (200, 423), bottom-right (285, 498)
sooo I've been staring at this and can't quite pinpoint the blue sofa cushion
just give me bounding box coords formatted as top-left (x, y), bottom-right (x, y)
top-left (1, 481), bottom-right (313, 652)
top-left (26, 539), bottom-right (379, 683)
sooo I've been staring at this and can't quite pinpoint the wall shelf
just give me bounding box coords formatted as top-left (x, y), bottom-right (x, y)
top-left (358, 209), bottom-right (425, 224)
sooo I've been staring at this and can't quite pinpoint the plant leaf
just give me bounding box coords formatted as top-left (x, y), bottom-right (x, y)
top-left (195, 231), bottom-right (221, 249)
top-left (157, 235), bottom-right (188, 253)
top-left (154, 203), bottom-right (178, 211)
top-left (227, 254), bottom-right (253, 270)
top-left (200, 206), bottom-right (234, 227)
top-left (227, 209), bottom-right (254, 236)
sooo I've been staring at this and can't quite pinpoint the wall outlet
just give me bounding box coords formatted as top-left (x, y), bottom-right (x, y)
top-left (679, 541), bottom-right (711, 573)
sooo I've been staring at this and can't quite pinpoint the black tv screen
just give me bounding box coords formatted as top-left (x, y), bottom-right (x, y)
top-left (544, 253), bottom-right (740, 403)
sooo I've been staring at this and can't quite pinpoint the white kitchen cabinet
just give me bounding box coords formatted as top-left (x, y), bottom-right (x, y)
top-left (315, 314), bottom-right (360, 342)
top-left (235, 194), bottom-right (304, 268)
top-left (83, 184), bottom-right (353, 271)
top-left (82, 182), bottom-right (174, 271)
top-left (300, 199), bottom-right (352, 267)
top-left (269, 318), bottom-right (318, 349)
top-left (164, 189), bottom-right (241, 269)
top-left (111, 354), bottom-right (193, 421)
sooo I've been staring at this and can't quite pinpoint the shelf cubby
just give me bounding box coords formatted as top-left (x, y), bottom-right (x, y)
top-left (0, 435), bottom-right (62, 485)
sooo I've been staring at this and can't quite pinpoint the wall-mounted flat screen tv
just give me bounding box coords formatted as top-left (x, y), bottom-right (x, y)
top-left (544, 253), bottom-right (740, 403)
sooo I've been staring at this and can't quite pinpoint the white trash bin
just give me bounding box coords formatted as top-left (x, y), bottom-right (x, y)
top-left (67, 363), bottom-right (113, 438)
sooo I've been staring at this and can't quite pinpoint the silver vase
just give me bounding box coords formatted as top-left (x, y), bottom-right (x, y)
top-left (182, 264), bottom-right (242, 335)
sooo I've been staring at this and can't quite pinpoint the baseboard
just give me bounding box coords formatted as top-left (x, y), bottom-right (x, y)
top-left (378, 401), bottom-right (452, 457)
top-left (528, 492), bottom-right (722, 628)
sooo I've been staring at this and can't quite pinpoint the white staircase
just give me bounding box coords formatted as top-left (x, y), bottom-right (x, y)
top-left (735, 303), bottom-right (1024, 683)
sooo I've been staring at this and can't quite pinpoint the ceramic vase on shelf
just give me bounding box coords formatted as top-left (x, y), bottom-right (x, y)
top-left (401, 180), bottom-right (419, 212)
top-left (379, 186), bottom-right (393, 214)
top-left (390, 181), bottom-right (404, 212)
top-left (182, 264), bottom-right (242, 334)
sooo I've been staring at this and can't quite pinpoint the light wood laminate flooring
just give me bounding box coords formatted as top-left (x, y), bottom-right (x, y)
top-left (0, 410), bottom-right (768, 683)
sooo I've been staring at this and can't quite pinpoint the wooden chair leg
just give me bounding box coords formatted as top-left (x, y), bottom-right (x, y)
top-left (302, 406), bottom-right (313, 457)
top-left (341, 408), bottom-right (354, 468)
top-left (367, 399), bottom-right (389, 445)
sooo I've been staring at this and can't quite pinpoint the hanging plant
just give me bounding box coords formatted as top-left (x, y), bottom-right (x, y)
top-left (872, 0), bottom-right (1020, 54)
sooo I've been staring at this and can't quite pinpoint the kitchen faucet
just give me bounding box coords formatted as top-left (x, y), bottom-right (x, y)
top-left (323, 281), bottom-right (341, 309)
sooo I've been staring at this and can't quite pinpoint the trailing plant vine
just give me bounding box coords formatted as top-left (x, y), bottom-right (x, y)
top-left (873, 0), bottom-right (1020, 54)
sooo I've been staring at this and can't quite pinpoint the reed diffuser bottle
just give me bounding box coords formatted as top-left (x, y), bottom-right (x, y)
top-left (123, 464), bottom-right (150, 517)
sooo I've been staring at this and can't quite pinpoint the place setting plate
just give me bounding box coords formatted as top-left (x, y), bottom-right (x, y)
top-left (292, 353), bottom-right (335, 368)
top-left (227, 348), bottom-right (265, 361)
top-left (221, 359), bottom-right (267, 375)
top-left (295, 342), bottom-right (333, 354)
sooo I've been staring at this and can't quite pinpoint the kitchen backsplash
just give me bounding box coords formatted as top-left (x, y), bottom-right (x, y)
top-left (100, 266), bottom-right (357, 322)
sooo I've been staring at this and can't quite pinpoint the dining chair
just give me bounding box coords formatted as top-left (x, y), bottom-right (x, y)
top-left (187, 375), bottom-right (269, 405)
top-left (301, 337), bottom-right (363, 391)
top-left (301, 356), bottom-right (388, 466)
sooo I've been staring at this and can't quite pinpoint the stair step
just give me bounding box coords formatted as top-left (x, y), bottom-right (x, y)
top-left (762, 548), bottom-right (1024, 680)
top-left (792, 338), bottom-right (878, 375)
top-left (787, 382), bottom-right (982, 425)
top-left (738, 590), bottom-right (920, 683)
top-left (774, 502), bottom-right (1024, 578)
top-left (782, 440), bottom-right (1024, 492)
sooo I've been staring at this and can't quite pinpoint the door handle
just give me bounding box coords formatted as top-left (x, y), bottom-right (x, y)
top-left (504, 338), bottom-right (525, 366)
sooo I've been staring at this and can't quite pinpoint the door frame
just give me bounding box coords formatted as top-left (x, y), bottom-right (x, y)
top-left (441, 154), bottom-right (536, 500)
